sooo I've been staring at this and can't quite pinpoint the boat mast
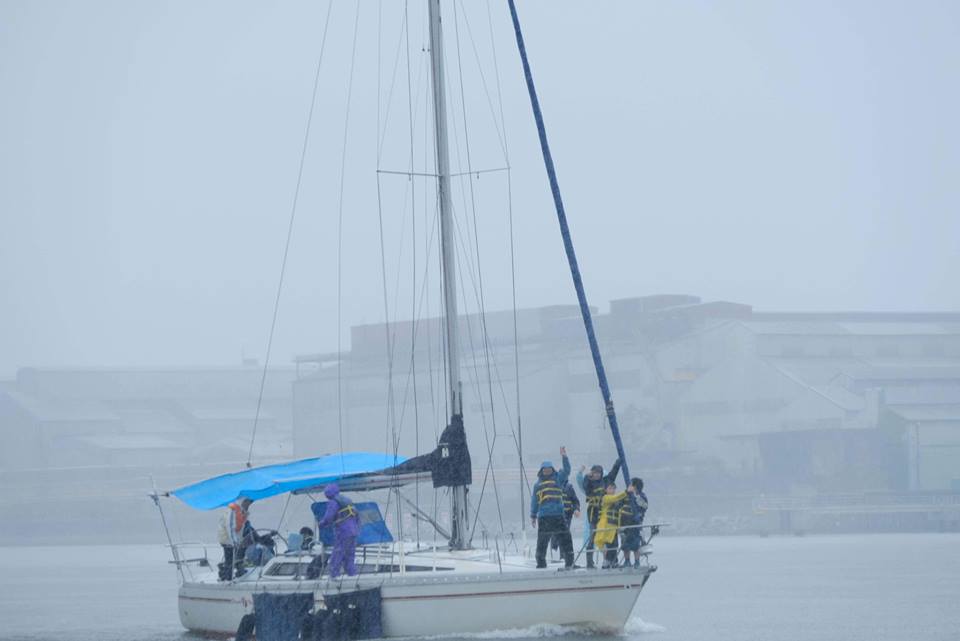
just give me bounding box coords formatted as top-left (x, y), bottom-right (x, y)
top-left (428, 0), bottom-right (469, 549)
top-left (506, 0), bottom-right (632, 483)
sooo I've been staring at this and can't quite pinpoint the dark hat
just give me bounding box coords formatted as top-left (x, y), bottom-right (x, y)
top-left (590, 464), bottom-right (603, 474)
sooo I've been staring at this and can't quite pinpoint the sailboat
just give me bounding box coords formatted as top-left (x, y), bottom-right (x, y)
top-left (153, 1), bottom-right (659, 637)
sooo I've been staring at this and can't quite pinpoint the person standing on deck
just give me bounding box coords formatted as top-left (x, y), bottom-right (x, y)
top-left (620, 478), bottom-right (648, 568)
top-left (530, 448), bottom-right (574, 569)
top-left (577, 458), bottom-right (621, 568)
top-left (218, 497), bottom-right (252, 580)
top-left (318, 483), bottom-right (361, 578)
top-left (594, 481), bottom-right (627, 568)
top-left (551, 480), bottom-right (580, 556)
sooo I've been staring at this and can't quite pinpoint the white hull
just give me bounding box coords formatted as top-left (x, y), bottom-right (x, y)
top-left (179, 565), bottom-right (654, 637)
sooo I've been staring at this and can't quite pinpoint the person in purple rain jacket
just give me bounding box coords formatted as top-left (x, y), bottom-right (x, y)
top-left (318, 483), bottom-right (361, 577)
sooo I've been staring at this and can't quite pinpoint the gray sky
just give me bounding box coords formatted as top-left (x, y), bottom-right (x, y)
top-left (2, 0), bottom-right (958, 377)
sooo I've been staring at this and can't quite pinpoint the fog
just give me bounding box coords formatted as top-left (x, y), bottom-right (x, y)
top-left (2, 0), bottom-right (960, 555)
top-left (4, 8), bottom-right (960, 641)
top-left (2, 1), bottom-right (959, 377)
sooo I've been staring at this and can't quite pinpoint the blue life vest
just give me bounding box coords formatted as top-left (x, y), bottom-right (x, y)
top-left (535, 478), bottom-right (564, 513)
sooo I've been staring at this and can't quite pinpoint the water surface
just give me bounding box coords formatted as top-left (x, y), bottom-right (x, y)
top-left (1, 534), bottom-right (957, 641)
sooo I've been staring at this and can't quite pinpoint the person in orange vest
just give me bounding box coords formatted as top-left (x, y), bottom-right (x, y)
top-left (218, 497), bottom-right (253, 580)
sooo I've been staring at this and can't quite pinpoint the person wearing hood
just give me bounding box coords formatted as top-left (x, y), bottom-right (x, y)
top-left (317, 483), bottom-right (361, 578)
top-left (530, 447), bottom-right (573, 569)
top-left (593, 481), bottom-right (628, 568)
top-left (576, 457), bottom-right (621, 569)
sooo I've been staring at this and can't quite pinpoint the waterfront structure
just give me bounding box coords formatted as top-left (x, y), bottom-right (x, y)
top-left (0, 365), bottom-right (296, 470)
top-left (293, 295), bottom-right (960, 493)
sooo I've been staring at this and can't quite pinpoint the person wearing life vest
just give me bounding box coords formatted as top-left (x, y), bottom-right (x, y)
top-left (620, 478), bottom-right (648, 568)
top-left (593, 481), bottom-right (628, 568)
top-left (576, 457), bottom-right (621, 569)
top-left (530, 447), bottom-right (573, 569)
top-left (217, 497), bottom-right (252, 581)
top-left (317, 483), bottom-right (361, 577)
top-left (550, 480), bottom-right (580, 554)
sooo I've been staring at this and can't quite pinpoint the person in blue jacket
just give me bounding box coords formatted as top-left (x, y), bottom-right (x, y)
top-left (530, 447), bottom-right (573, 569)
top-left (317, 483), bottom-right (361, 578)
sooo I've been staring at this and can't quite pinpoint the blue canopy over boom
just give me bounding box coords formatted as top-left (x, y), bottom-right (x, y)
top-left (171, 452), bottom-right (407, 510)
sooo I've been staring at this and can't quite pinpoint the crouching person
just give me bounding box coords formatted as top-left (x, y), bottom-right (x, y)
top-left (531, 448), bottom-right (574, 569)
top-left (318, 483), bottom-right (360, 578)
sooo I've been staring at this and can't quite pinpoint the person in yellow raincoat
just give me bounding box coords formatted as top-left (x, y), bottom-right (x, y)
top-left (593, 481), bottom-right (627, 568)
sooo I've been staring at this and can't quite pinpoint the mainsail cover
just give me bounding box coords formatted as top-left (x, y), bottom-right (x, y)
top-left (383, 414), bottom-right (472, 488)
top-left (171, 452), bottom-right (407, 510)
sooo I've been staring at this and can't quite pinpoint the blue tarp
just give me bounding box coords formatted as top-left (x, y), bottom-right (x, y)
top-left (171, 452), bottom-right (407, 510)
top-left (311, 501), bottom-right (394, 546)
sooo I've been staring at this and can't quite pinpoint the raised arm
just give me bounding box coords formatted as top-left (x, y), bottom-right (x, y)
top-left (558, 449), bottom-right (571, 484)
top-left (606, 458), bottom-right (622, 484)
top-left (603, 490), bottom-right (628, 506)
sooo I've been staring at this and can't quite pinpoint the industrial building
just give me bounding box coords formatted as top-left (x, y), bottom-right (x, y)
top-left (0, 365), bottom-right (297, 544)
top-left (2, 295), bottom-right (957, 541)
top-left (292, 295), bottom-right (960, 495)
top-left (0, 365), bottom-right (296, 470)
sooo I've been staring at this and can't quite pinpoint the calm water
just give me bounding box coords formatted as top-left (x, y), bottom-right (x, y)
top-left (0, 534), bottom-right (957, 641)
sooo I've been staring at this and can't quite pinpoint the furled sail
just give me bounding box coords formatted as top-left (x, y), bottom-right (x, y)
top-left (382, 414), bottom-right (471, 488)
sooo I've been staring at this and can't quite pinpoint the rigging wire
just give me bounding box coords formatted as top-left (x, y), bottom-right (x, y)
top-left (373, 3), bottom-right (400, 469)
top-left (403, 0), bottom-right (422, 547)
top-left (443, 1), bottom-right (531, 533)
top-left (375, 7), bottom-right (432, 463)
top-left (246, 0), bottom-right (335, 468)
top-left (420, 30), bottom-right (441, 447)
top-left (373, 2), bottom-right (526, 537)
top-left (484, 0), bottom-right (530, 525)
top-left (376, 1), bottom-right (401, 531)
top-left (387, 196), bottom-right (441, 449)
top-left (451, 0), bottom-right (504, 535)
top-left (377, 6), bottom-right (413, 164)
top-left (376, 2), bottom-right (432, 535)
top-left (457, 0), bottom-right (508, 158)
top-left (336, 0), bottom-right (363, 471)
top-left (449, 204), bottom-right (504, 534)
